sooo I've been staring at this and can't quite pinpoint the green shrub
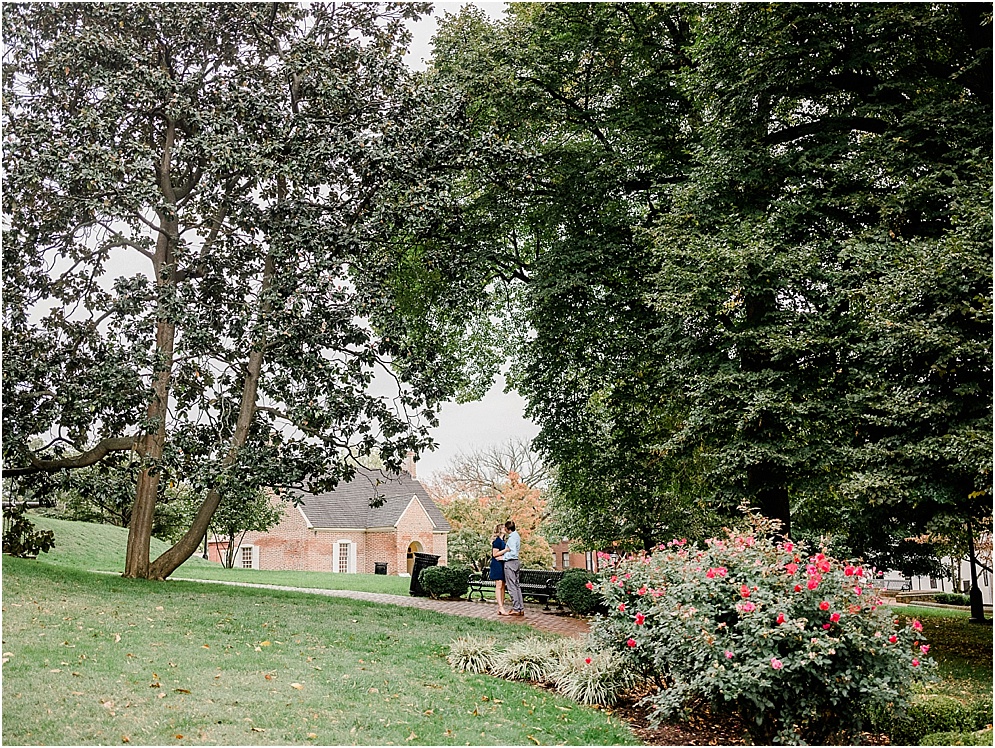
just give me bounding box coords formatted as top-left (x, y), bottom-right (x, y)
top-left (447, 635), bottom-right (499, 674)
top-left (589, 516), bottom-right (935, 745)
top-left (2, 505), bottom-right (55, 558)
top-left (557, 568), bottom-right (605, 615)
top-left (934, 593), bottom-right (971, 606)
top-left (420, 565), bottom-right (470, 599)
top-left (880, 695), bottom-right (986, 745)
top-left (920, 727), bottom-right (995, 746)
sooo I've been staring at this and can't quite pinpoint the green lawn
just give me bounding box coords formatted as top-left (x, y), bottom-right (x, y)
top-left (2, 556), bottom-right (636, 746)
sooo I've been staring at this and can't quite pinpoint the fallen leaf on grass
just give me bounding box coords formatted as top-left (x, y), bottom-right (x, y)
top-left (250, 727), bottom-right (265, 733)
top-left (201, 645), bottom-right (209, 649)
top-left (114, 634), bottom-right (121, 643)
top-left (368, 687), bottom-right (379, 694)
top-left (121, 737), bottom-right (129, 743)
top-left (173, 689), bottom-right (191, 694)
top-left (527, 736), bottom-right (540, 745)
top-left (174, 734), bottom-right (183, 740)
top-left (259, 640), bottom-right (271, 647)
top-left (306, 733), bottom-right (318, 740)
top-left (291, 683), bottom-right (304, 690)
top-left (264, 674), bottom-right (274, 680)
top-left (406, 731), bottom-right (417, 741)
top-left (423, 709), bottom-right (432, 716)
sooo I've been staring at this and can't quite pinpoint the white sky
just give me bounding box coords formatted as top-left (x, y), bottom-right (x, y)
top-left (400, 2), bottom-right (540, 480)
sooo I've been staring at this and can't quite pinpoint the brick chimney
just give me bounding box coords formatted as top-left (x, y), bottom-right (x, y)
top-left (402, 451), bottom-right (416, 479)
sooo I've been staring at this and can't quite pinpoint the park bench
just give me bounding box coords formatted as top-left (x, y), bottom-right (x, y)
top-left (879, 578), bottom-right (913, 592)
top-left (467, 568), bottom-right (565, 610)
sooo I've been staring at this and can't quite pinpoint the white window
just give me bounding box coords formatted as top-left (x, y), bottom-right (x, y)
top-left (237, 545), bottom-right (258, 569)
top-left (561, 552), bottom-right (570, 569)
top-left (929, 577), bottom-right (937, 589)
top-left (962, 580), bottom-right (970, 592)
top-left (586, 551), bottom-right (593, 571)
top-left (332, 539), bottom-right (356, 574)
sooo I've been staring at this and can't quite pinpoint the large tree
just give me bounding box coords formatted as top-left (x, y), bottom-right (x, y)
top-left (2, 3), bottom-right (493, 579)
top-left (430, 3), bottom-right (991, 557)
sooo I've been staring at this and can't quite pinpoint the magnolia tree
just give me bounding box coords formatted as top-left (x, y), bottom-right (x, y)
top-left (588, 516), bottom-right (935, 745)
top-left (2, 3), bottom-right (497, 579)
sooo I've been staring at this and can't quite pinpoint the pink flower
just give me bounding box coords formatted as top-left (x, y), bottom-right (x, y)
top-left (724, 650), bottom-right (734, 659)
top-left (830, 612), bottom-right (841, 623)
top-left (794, 584), bottom-right (802, 593)
top-left (888, 635), bottom-right (898, 644)
top-left (920, 644), bottom-right (930, 654)
top-left (610, 576), bottom-right (617, 583)
top-left (626, 638), bottom-right (636, 648)
top-left (635, 612), bottom-right (646, 625)
top-left (783, 542), bottom-right (794, 552)
top-left (785, 563), bottom-right (799, 575)
top-left (637, 586), bottom-right (647, 596)
top-left (854, 586), bottom-right (862, 596)
top-left (706, 568), bottom-right (716, 579)
top-left (844, 565), bottom-right (856, 577)
top-left (912, 658), bottom-right (920, 667)
top-left (807, 578), bottom-right (820, 591)
top-left (849, 604), bottom-right (862, 615)
top-left (585, 581), bottom-right (594, 590)
top-left (819, 601), bottom-right (830, 611)
top-left (776, 612), bottom-right (786, 625)
top-left (738, 602), bottom-right (756, 613)
top-left (584, 657), bottom-right (592, 664)
top-left (823, 623), bottom-right (831, 630)
top-left (618, 603), bottom-right (626, 612)
top-left (912, 619), bottom-right (923, 632)
top-left (770, 658), bottom-right (783, 670)
top-left (818, 561), bottom-right (831, 573)
top-left (740, 584), bottom-right (751, 598)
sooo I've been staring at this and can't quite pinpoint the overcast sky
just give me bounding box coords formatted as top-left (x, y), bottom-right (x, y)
top-left (398, 2), bottom-right (541, 481)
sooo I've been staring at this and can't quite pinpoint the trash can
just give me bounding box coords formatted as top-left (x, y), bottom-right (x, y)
top-left (409, 552), bottom-right (440, 596)
top-left (374, 562), bottom-right (387, 575)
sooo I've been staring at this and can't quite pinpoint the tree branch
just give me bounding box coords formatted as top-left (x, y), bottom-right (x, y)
top-left (3, 436), bottom-right (140, 478)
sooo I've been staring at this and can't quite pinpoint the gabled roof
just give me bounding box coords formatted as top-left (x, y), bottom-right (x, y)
top-left (291, 468), bottom-right (451, 532)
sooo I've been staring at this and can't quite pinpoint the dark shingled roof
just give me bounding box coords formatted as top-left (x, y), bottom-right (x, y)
top-left (291, 468), bottom-right (450, 531)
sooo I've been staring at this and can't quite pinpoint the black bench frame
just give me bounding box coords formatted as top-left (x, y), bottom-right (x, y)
top-left (467, 568), bottom-right (564, 610)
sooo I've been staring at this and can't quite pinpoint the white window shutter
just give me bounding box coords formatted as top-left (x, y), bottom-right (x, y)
top-left (332, 542), bottom-right (340, 573)
top-left (251, 545), bottom-right (259, 569)
top-left (349, 542), bottom-right (356, 574)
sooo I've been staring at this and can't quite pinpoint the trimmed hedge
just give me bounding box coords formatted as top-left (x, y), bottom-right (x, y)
top-left (869, 695), bottom-right (994, 745)
top-left (420, 565), bottom-right (470, 599)
top-left (556, 568), bottom-right (605, 615)
top-left (921, 728), bottom-right (994, 746)
top-left (934, 592), bottom-right (972, 606)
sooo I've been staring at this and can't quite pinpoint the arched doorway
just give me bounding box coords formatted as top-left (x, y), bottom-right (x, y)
top-left (406, 541), bottom-right (423, 575)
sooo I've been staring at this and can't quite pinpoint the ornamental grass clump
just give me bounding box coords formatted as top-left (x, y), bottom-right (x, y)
top-left (492, 636), bottom-right (564, 682)
top-left (588, 514), bottom-right (936, 745)
top-left (447, 635), bottom-right (499, 674)
top-left (552, 646), bottom-right (640, 706)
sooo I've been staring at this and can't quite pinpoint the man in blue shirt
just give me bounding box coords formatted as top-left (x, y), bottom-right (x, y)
top-left (501, 519), bottom-right (525, 616)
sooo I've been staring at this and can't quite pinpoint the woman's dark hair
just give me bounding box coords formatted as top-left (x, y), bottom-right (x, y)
top-left (504, 520), bottom-right (516, 532)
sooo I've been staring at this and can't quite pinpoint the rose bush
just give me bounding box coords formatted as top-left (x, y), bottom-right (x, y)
top-left (588, 518), bottom-right (935, 744)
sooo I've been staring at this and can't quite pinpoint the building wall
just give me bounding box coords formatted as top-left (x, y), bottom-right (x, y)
top-left (550, 541), bottom-right (601, 573)
top-left (215, 492), bottom-right (448, 575)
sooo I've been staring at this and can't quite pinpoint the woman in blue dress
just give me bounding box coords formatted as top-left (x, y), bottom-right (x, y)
top-left (490, 523), bottom-right (509, 615)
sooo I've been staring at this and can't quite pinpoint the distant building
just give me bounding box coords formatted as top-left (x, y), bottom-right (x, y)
top-left (208, 467), bottom-right (449, 575)
top-left (550, 540), bottom-right (605, 573)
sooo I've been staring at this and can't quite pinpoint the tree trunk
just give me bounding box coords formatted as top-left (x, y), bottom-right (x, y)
top-left (124, 205), bottom-right (178, 579)
top-left (147, 252), bottom-right (274, 580)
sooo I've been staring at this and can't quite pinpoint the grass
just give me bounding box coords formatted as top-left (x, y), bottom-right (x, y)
top-left (2, 557), bottom-right (637, 746)
top-left (890, 604), bottom-right (994, 706)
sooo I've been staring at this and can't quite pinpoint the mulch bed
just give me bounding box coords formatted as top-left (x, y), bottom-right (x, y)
top-left (603, 691), bottom-right (892, 746)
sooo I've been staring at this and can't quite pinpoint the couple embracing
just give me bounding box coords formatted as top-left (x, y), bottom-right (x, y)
top-left (489, 520), bottom-right (525, 617)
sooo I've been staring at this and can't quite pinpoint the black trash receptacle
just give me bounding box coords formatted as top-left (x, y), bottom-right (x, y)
top-left (409, 552), bottom-right (440, 596)
top-left (374, 562), bottom-right (387, 575)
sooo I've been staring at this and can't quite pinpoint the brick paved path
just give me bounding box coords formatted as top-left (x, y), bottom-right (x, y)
top-left (173, 578), bottom-right (590, 638)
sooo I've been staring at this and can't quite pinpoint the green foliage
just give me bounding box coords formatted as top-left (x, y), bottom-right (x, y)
top-left (210, 490), bottom-right (283, 569)
top-left (868, 695), bottom-right (994, 746)
top-left (556, 568), bottom-right (605, 616)
top-left (444, 526), bottom-right (492, 572)
top-left (1, 504), bottom-right (55, 558)
top-left (419, 564), bottom-right (470, 599)
top-left (589, 516), bottom-right (936, 745)
top-left (935, 593), bottom-right (973, 607)
top-left (921, 728), bottom-right (995, 747)
top-left (551, 647), bottom-right (641, 707)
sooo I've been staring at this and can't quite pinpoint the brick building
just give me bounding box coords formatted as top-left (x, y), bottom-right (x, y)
top-left (550, 540), bottom-right (604, 573)
top-left (209, 467), bottom-right (449, 575)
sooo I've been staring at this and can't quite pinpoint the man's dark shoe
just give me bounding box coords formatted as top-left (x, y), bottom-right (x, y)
top-left (510, 611), bottom-right (524, 617)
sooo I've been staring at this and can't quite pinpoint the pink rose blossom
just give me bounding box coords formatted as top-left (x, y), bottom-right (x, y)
top-left (823, 623), bottom-right (832, 630)
top-left (618, 603), bottom-right (626, 612)
top-left (635, 612), bottom-right (646, 625)
top-left (738, 602), bottom-right (756, 613)
top-left (912, 619), bottom-right (923, 632)
top-left (888, 635), bottom-right (898, 644)
top-left (725, 650), bottom-right (734, 659)
top-left (740, 584), bottom-right (751, 598)
top-left (584, 657), bottom-right (592, 664)
top-left (912, 658), bottom-right (920, 667)
top-left (783, 542), bottom-right (794, 552)
top-left (830, 612), bottom-right (841, 623)
top-left (920, 644), bottom-right (930, 654)
top-left (785, 563), bottom-right (799, 575)
top-left (854, 587), bottom-right (862, 596)
top-left (637, 586), bottom-right (647, 596)
top-left (706, 568), bottom-right (716, 579)
top-left (819, 601), bottom-right (830, 611)
top-left (776, 612), bottom-right (786, 625)
top-left (794, 584), bottom-right (802, 593)
top-left (770, 658), bottom-right (783, 670)
top-left (585, 581), bottom-right (594, 590)
top-left (844, 565), bottom-right (856, 577)
top-left (626, 638), bottom-right (636, 648)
